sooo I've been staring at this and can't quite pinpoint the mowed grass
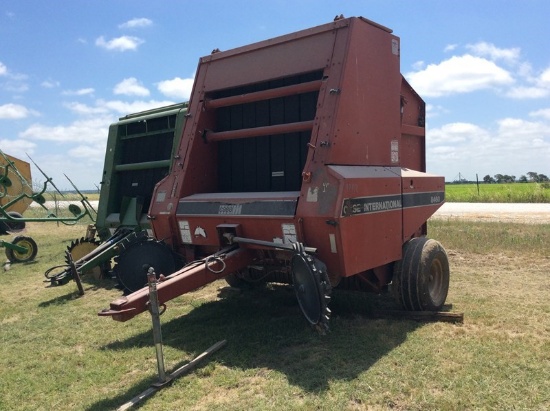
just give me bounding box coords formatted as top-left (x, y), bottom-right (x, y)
top-left (446, 182), bottom-right (550, 203)
top-left (1, 219), bottom-right (549, 410)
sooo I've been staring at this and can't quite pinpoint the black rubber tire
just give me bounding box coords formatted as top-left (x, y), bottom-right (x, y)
top-left (5, 235), bottom-right (38, 263)
top-left (393, 237), bottom-right (449, 311)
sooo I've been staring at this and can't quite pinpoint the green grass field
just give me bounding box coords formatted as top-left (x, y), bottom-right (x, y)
top-left (1, 219), bottom-right (549, 410)
top-left (445, 182), bottom-right (550, 203)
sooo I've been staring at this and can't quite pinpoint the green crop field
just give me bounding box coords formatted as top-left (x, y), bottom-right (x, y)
top-left (1, 219), bottom-right (549, 410)
top-left (445, 182), bottom-right (550, 203)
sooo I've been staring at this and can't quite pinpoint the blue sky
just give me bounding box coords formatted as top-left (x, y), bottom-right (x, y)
top-left (1, 0), bottom-right (549, 189)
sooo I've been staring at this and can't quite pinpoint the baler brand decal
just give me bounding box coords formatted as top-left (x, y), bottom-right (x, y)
top-left (402, 191), bottom-right (445, 209)
top-left (341, 191), bottom-right (444, 217)
top-left (218, 204), bottom-right (242, 215)
top-left (177, 199), bottom-right (298, 217)
top-left (342, 195), bottom-right (402, 217)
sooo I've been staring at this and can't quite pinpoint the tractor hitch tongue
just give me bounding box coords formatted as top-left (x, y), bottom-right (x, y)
top-left (99, 236), bottom-right (332, 331)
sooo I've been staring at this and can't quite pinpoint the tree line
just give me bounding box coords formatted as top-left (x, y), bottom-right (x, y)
top-left (483, 171), bottom-right (549, 184)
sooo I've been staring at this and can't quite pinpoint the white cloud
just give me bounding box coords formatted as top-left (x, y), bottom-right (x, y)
top-left (68, 144), bottom-right (106, 159)
top-left (2, 81), bottom-right (28, 93)
top-left (63, 102), bottom-right (109, 116)
top-left (466, 42), bottom-right (520, 63)
top-left (0, 64), bottom-right (29, 93)
top-left (427, 117), bottom-right (550, 179)
top-left (406, 55), bottom-right (514, 97)
top-left (113, 77), bottom-right (150, 96)
top-left (0, 139), bottom-right (36, 157)
top-left (425, 104), bottom-right (449, 119)
top-left (505, 66), bottom-right (550, 99)
top-left (496, 117), bottom-right (549, 141)
top-left (0, 103), bottom-right (31, 119)
top-left (156, 77), bottom-right (194, 100)
top-left (41, 79), bottom-right (60, 88)
top-left (20, 116), bottom-right (114, 143)
top-left (530, 108), bottom-right (550, 120)
top-left (62, 88), bottom-right (95, 96)
top-left (119, 18), bottom-right (152, 29)
top-left (411, 60), bottom-right (425, 71)
top-left (538, 67), bottom-right (550, 87)
top-left (444, 44), bottom-right (458, 53)
top-left (64, 99), bottom-right (175, 117)
top-left (506, 86), bottom-right (549, 99)
top-left (428, 122), bottom-right (490, 144)
top-left (95, 35), bottom-right (144, 51)
top-left (98, 99), bottom-right (176, 114)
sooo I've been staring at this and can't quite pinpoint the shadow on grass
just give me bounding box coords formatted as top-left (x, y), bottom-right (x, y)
top-left (39, 275), bottom-right (120, 307)
top-left (86, 285), bottom-right (421, 410)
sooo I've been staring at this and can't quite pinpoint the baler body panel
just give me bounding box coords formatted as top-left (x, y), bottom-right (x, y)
top-left (149, 16), bottom-right (444, 281)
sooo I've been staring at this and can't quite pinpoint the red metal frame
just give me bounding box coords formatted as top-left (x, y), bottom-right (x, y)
top-left (102, 16), bottom-right (445, 320)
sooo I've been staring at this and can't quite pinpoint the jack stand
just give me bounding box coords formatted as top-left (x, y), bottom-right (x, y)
top-left (147, 267), bottom-right (170, 387)
top-left (116, 267), bottom-right (227, 410)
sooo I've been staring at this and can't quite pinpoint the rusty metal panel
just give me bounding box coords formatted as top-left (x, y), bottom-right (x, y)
top-left (295, 165), bottom-right (402, 277)
top-left (200, 22), bottom-right (345, 92)
top-left (401, 169), bottom-right (445, 241)
top-left (0, 153), bottom-right (33, 214)
top-left (323, 18), bottom-right (402, 166)
top-left (175, 192), bottom-right (301, 247)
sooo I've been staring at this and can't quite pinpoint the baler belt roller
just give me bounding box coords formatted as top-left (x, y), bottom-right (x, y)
top-left (204, 79), bottom-right (323, 110)
top-left (205, 120), bottom-right (315, 142)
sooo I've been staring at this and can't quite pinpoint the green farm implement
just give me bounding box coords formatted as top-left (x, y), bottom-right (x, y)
top-left (1, 149), bottom-right (96, 263)
top-left (45, 103), bottom-right (187, 292)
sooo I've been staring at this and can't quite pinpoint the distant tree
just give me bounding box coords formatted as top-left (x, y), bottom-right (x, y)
top-left (483, 174), bottom-right (495, 183)
top-left (527, 171), bottom-right (539, 182)
top-left (494, 174), bottom-right (504, 183)
top-left (519, 175), bottom-right (528, 183)
top-left (525, 172), bottom-right (549, 182)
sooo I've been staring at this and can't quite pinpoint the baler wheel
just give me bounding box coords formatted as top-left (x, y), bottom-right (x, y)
top-left (114, 239), bottom-right (179, 293)
top-left (393, 237), bottom-right (449, 311)
top-left (5, 235), bottom-right (38, 263)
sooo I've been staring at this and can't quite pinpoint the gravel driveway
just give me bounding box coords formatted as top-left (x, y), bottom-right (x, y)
top-left (432, 202), bottom-right (550, 224)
